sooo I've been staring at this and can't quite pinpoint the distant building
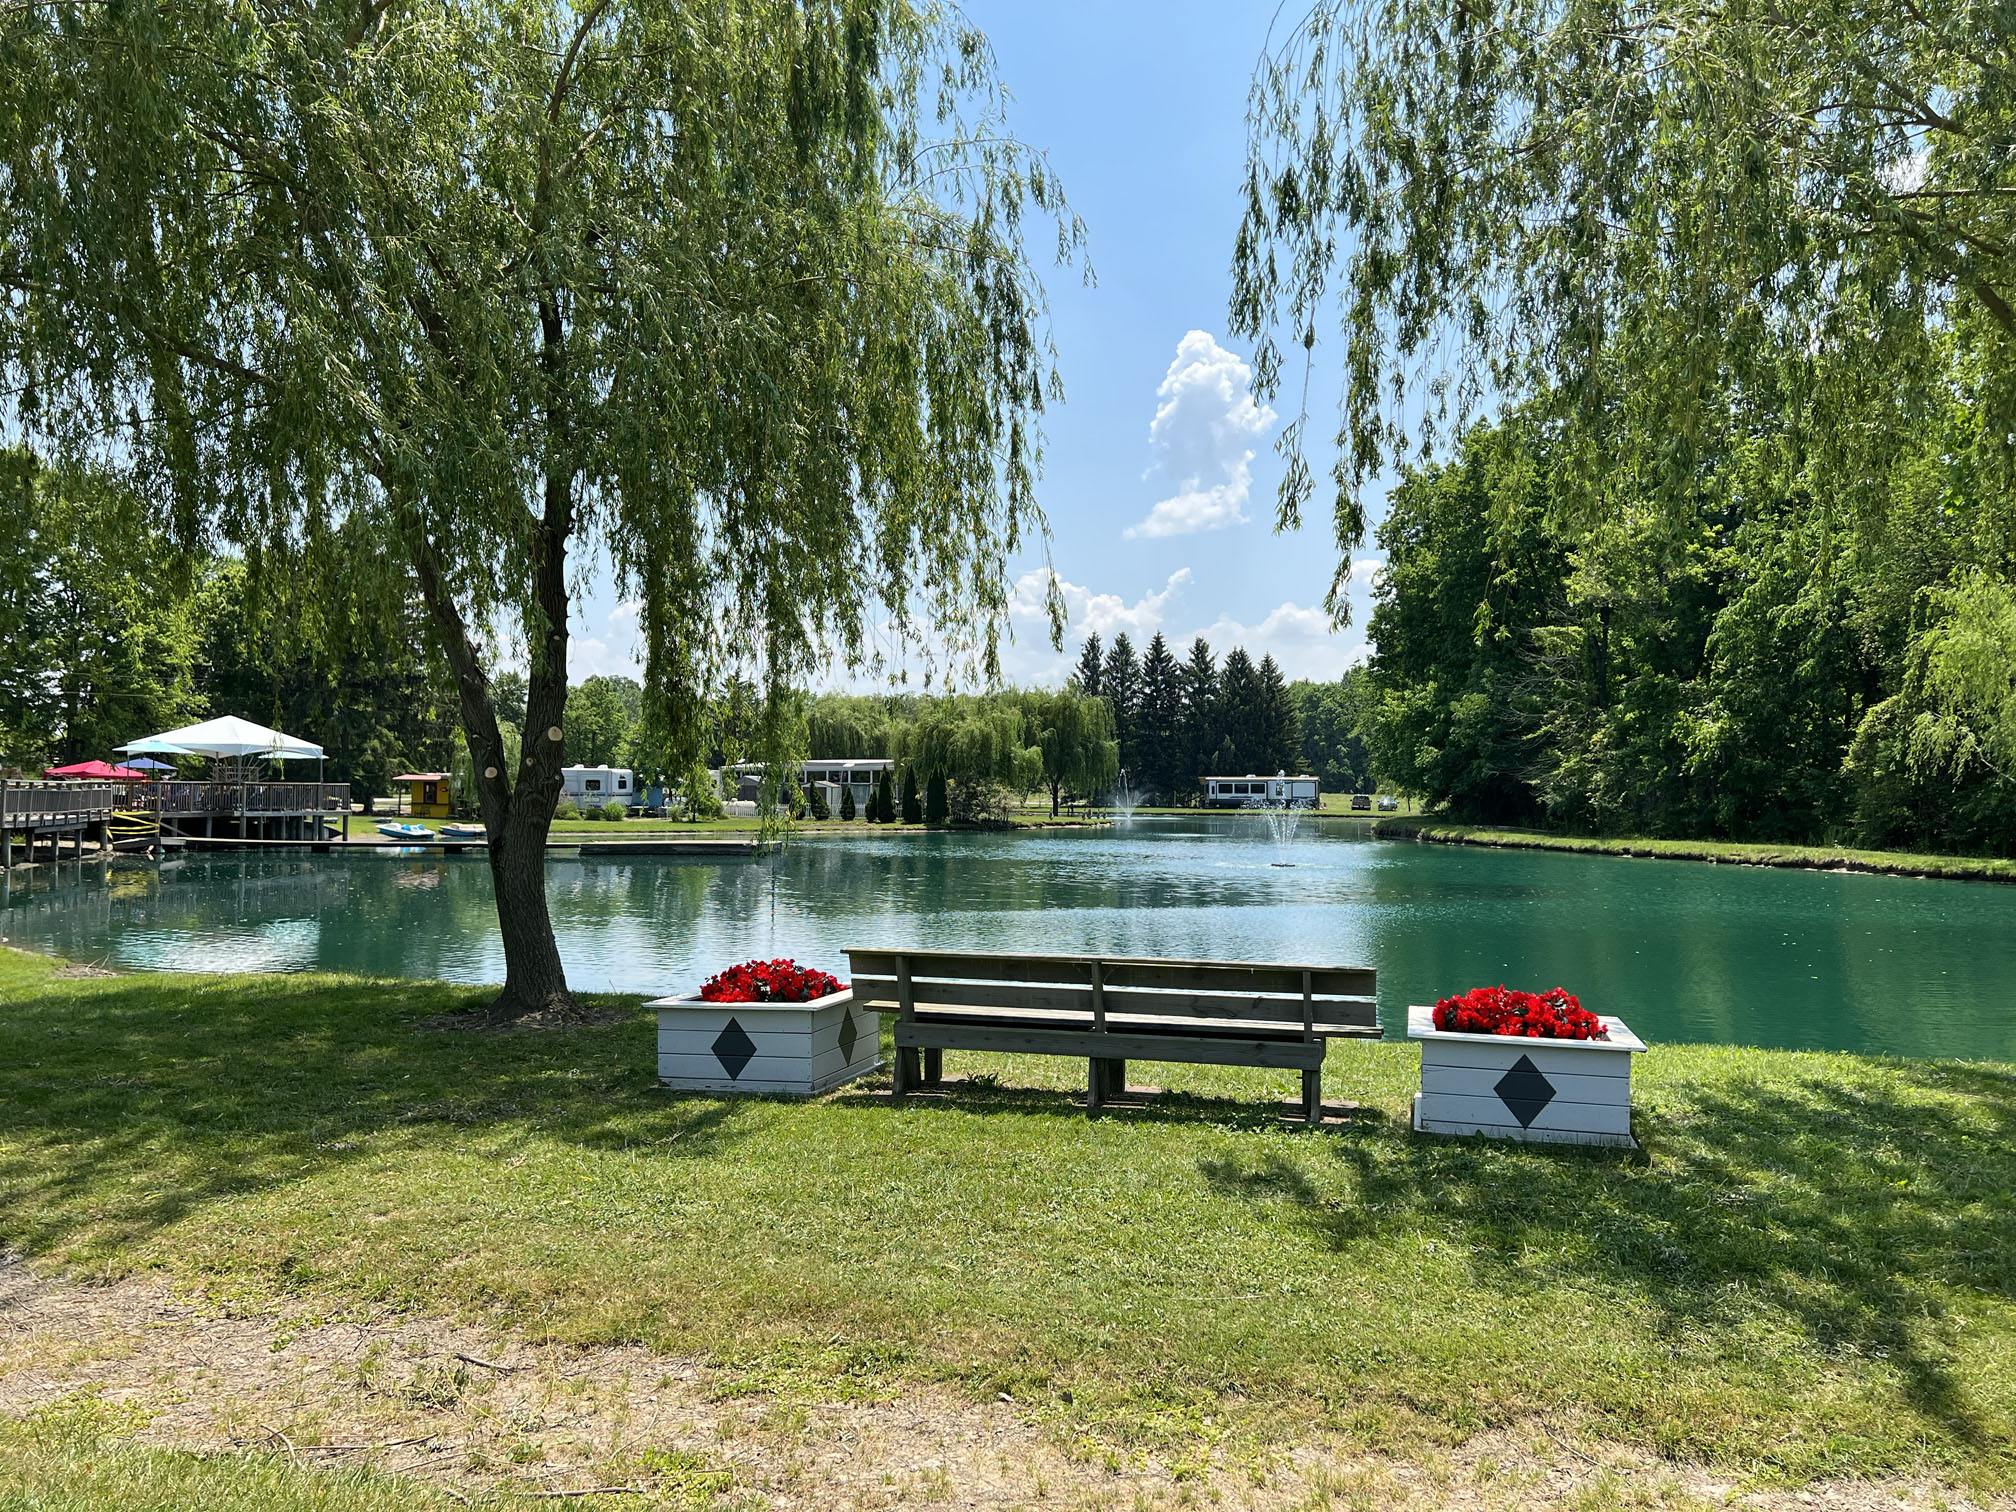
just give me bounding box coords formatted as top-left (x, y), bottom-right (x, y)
top-left (730, 758), bottom-right (893, 812)
top-left (391, 772), bottom-right (452, 818)
top-left (1202, 773), bottom-right (1319, 809)
top-left (562, 765), bottom-right (635, 804)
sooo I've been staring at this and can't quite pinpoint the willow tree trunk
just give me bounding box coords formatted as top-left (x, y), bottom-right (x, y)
top-left (411, 483), bottom-right (582, 1022)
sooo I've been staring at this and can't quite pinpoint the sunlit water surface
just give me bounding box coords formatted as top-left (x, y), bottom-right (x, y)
top-left (6, 816), bottom-right (2012, 1059)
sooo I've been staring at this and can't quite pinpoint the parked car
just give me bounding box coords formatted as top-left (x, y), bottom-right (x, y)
top-left (1350, 793), bottom-right (1372, 811)
top-left (1377, 795), bottom-right (1399, 812)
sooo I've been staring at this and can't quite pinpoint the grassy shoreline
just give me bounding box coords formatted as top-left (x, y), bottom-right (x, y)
top-left (1374, 817), bottom-right (2016, 884)
top-left (3, 945), bottom-right (2013, 1500)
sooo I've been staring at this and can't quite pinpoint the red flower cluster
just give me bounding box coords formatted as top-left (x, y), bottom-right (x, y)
top-left (1431, 985), bottom-right (1608, 1040)
top-left (698, 958), bottom-right (844, 1004)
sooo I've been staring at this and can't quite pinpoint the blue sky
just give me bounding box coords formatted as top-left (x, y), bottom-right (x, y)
top-left (570, 1), bottom-right (1387, 689)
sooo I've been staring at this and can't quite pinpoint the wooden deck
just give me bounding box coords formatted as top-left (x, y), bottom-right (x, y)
top-left (1, 780), bottom-right (116, 864)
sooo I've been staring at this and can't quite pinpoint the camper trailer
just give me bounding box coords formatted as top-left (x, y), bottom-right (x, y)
top-left (1202, 773), bottom-right (1320, 809)
top-left (561, 765), bottom-right (635, 806)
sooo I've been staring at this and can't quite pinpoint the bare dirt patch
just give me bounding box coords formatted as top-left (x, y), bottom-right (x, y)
top-left (0, 1258), bottom-right (1999, 1510)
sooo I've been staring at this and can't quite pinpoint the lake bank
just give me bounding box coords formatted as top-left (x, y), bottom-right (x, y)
top-left (1375, 818), bottom-right (2016, 885)
top-left (3, 945), bottom-right (2012, 1505)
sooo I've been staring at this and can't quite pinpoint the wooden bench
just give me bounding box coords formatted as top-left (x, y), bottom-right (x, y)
top-left (845, 949), bottom-right (1380, 1119)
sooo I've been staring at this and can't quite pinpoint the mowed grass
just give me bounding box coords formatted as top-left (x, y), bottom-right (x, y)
top-left (2, 948), bottom-right (2014, 1491)
top-left (1376, 819), bottom-right (2016, 884)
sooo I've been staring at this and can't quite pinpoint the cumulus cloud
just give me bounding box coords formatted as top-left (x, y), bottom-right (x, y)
top-left (1177, 558), bottom-right (1386, 681)
top-left (567, 634), bottom-right (641, 681)
top-left (1125, 331), bottom-right (1276, 539)
top-left (1011, 567), bottom-right (1191, 639)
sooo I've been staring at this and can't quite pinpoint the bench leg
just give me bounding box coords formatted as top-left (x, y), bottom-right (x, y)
top-left (1088, 1057), bottom-right (1124, 1111)
top-left (893, 1045), bottom-right (920, 1096)
top-left (1301, 1067), bottom-right (1323, 1125)
top-left (922, 1047), bottom-right (944, 1086)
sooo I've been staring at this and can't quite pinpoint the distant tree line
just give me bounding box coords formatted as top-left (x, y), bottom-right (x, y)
top-left (1072, 631), bottom-right (1303, 802)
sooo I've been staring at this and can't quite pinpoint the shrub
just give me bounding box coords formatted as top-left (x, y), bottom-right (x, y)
top-left (901, 768), bottom-right (923, 823)
top-left (925, 771), bottom-right (948, 826)
top-left (807, 783), bottom-right (831, 820)
top-left (876, 769), bottom-right (896, 823)
top-left (601, 801), bottom-right (627, 822)
top-left (840, 784), bottom-right (856, 820)
top-left (554, 797), bottom-right (579, 820)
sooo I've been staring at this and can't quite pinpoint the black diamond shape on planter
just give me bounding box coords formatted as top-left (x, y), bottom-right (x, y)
top-left (837, 1008), bottom-right (859, 1064)
top-left (1494, 1053), bottom-right (1557, 1128)
top-left (712, 1017), bottom-right (757, 1080)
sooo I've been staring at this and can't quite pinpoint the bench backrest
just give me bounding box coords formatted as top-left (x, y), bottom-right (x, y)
top-left (846, 949), bottom-right (1378, 1037)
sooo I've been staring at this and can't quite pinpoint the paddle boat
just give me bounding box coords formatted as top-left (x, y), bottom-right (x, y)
top-left (440, 823), bottom-right (486, 841)
top-left (376, 822), bottom-right (433, 841)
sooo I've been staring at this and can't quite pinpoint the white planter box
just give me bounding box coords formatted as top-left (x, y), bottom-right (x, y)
top-left (1408, 1004), bottom-right (1646, 1149)
top-left (647, 988), bottom-right (881, 1095)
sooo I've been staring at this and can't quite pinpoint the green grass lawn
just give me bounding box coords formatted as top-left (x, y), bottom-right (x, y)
top-left (1376, 819), bottom-right (2016, 883)
top-left (3, 946), bottom-right (2013, 1494)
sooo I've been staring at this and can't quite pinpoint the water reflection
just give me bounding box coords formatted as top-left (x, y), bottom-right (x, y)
top-left (3, 819), bottom-right (2011, 1060)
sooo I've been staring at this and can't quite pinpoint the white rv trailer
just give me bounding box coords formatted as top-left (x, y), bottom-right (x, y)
top-left (1202, 773), bottom-right (1320, 809)
top-left (729, 758), bottom-right (893, 813)
top-left (561, 765), bottom-right (635, 805)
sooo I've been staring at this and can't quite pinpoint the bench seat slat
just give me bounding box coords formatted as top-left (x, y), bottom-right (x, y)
top-left (892, 1019), bottom-right (1330, 1070)
top-left (846, 950), bottom-right (1374, 999)
top-left (881, 1002), bottom-right (1379, 1041)
top-left (849, 974), bottom-right (1376, 1029)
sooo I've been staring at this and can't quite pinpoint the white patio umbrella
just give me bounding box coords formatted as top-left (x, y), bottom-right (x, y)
top-left (119, 716), bottom-right (322, 759)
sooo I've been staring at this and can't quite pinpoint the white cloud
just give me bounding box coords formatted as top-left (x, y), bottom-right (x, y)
top-left (608, 599), bottom-right (642, 624)
top-left (1125, 331), bottom-right (1276, 539)
top-left (1011, 567), bottom-right (1191, 640)
top-left (567, 634), bottom-right (640, 682)
top-left (1176, 558), bottom-right (1386, 681)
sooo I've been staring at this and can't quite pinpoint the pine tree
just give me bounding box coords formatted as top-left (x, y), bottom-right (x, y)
top-left (1103, 632), bottom-right (1142, 778)
top-left (840, 783), bottom-right (857, 821)
top-left (807, 783), bottom-right (831, 821)
top-left (1255, 654), bottom-right (1301, 774)
top-left (1219, 648), bottom-right (1265, 773)
top-left (1074, 634), bottom-right (1105, 697)
top-left (876, 769), bottom-right (896, 823)
top-left (900, 767), bottom-right (923, 824)
top-left (1137, 632), bottom-right (1181, 803)
top-left (925, 770), bottom-right (949, 826)
top-left (1177, 638), bottom-right (1219, 801)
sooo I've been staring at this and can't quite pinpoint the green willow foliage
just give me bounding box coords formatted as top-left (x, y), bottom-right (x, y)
top-left (1, 0), bottom-right (1079, 1013)
top-left (1234, 0), bottom-right (2016, 618)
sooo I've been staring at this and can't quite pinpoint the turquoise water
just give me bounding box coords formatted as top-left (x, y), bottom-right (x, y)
top-left (5, 816), bottom-right (2012, 1059)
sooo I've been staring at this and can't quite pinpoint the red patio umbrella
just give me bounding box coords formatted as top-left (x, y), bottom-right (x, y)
top-left (42, 759), bottom-right (149, 780)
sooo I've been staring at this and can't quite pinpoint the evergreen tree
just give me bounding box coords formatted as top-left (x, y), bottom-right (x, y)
top-left (900, 767), bottom-right (923, 824)
top-left (1136, 633), bottom-right (1181, 802)
top-left (1178, 638), bottom-right (1220, 798)
top-left (1255, 655), bottom-right (1300, 774)
top-left (876, 768), bottom-right (897, 824)
top-left (1074, 634), bottom-right (1105, 697)
top-left (840, 783), bottom-right (857, 821)
top-left (1103, 632), bottom-right (1142, 776)
top-left (1219, 648), bottom-right (1265, 772)
top-left (807, 783), bottom-right (831, 821)
top-left (925, 770), bottom-right (949, 826)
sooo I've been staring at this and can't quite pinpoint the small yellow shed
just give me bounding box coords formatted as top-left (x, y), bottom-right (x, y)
top-left (392, 772), bottom-right (452, 818)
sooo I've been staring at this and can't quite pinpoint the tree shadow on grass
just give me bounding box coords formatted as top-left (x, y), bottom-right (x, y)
top-left (0, 966), bottom-right (760, 1264)
top-left (1199, 1057), bottom-right (2016, 1452)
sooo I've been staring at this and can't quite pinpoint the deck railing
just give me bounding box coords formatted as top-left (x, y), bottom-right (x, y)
top-left (1, 781), bottom-right (117, 825)
top-left (154, 781), bottom-right (351, 815)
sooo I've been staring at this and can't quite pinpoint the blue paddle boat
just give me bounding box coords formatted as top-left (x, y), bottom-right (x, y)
top-left (376, 822), bottom-right (433, 841)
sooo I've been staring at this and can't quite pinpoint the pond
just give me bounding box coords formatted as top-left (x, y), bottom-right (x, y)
top-left (5, 816), bottom-right (2012, 1060)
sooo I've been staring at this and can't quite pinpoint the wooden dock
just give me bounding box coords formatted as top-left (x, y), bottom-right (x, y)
top-left (2, 780), bottom-right (115, 865)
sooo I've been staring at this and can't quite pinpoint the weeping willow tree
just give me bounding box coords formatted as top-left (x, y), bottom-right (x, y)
top-left (1233, 0), bottom-right (2016, 618)
top-left (1, 0), bottom-right (1078, 1018)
